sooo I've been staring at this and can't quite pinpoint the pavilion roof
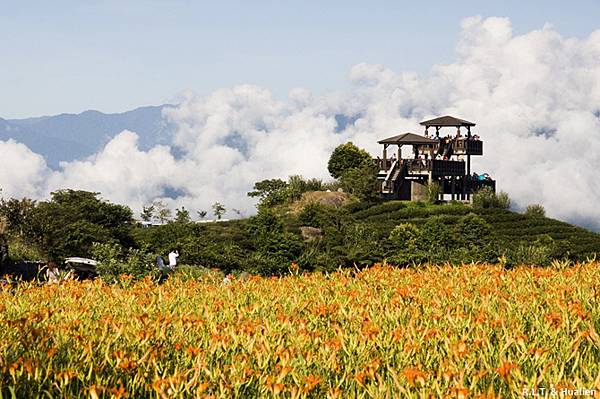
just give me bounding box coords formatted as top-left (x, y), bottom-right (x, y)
top-left (419, 115), bottom-right (476, 127)
top-left (377, 132), bottom-right (437, 146)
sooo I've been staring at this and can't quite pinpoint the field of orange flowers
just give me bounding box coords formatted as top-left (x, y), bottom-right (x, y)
top-left (1, 262), bottom-right (599, 398)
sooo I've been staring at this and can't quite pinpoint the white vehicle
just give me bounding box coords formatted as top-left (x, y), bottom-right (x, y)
top-left (64, 257), bottom-right (98, 279)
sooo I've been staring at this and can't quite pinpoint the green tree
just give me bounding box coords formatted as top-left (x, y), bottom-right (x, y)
top-left (26, 190), bottom-right (134, 262)
top-left (327, 142), bottom-right (373, 179)
top-left (212, 202), bottom-right (226, 220)
top-left (0, 198), bottom-right (37, 236)
top-left (175, 207), bottom-right (191, 223)
top-left (248, 179), bottom-right (289, 207)
top-left (197, 210), bottom-right (207, 220)
top-left (140, 205), bottom-right (155, 222)
top-left (246, 208), bottom-right (302, 274)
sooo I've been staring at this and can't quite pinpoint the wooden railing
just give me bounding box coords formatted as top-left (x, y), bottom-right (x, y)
top-left (417, 138), bottom-right (483, 156)
top-left (407, 159), bottom-right (465, 176)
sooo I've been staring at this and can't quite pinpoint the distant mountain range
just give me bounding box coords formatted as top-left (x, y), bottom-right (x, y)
top-left (0, 105), bottom-right (176, 168)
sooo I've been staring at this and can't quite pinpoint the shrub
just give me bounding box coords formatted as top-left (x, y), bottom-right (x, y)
top-left (339, 163), bottom-right (379, 202)
top-left (179, 240), bottom-right (247, 273)
top-left (246, 209), bottom-right (303, 275)
top-left (525, 204), bottom-right (546, 217)
top-left (298, 203), bottom-right (328, 228)
top-left (322, 180), bottom-right (343, 192)
top-left (173, 265), bottom-right (219, 282)
top-left (92, 242), bottom-right (158, 283)
top-left (388, 223), bottom-right (420, 247)
top-left (473, 187), bottom-right (510, 210)
top-left (343, 223), bottom-right (382, 266)
top-left (454, 213), bottom-right (492, 247)
top-left (505, 235), bottom-right (556, 267)
top-left (426, 182), bottom-right (441, 204)
top-left (453, 213), bottom-right (498, 263)
top-left (287, 175), bottom-right (323, 201)
top-left (387, 223), bottom-right (423, 265)
top-left (249, 176), bottom-right (325, 208)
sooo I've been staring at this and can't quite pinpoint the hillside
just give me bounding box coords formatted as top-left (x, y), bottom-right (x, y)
top-left (5, 193), bottom-right (600, 278)
top-left (131, 197), bottom-right (600, 277)
top-left (347, 201), bottom-right (600, 259)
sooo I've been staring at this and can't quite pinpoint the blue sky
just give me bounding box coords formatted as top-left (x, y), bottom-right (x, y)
top-left (2, 0), bottom-right (600, 118)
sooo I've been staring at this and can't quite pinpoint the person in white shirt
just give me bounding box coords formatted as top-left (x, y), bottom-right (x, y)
top-left (168, 250), bottom-right (179, 270)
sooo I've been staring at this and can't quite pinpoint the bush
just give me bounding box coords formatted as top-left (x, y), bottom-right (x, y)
top-left (248, 179), bottom-right (290, 208)
top-left (6, 236), bottom-right (44, 262)
top-left (322, 181), bottom-right (343, 192)
top-left (426, 182), bottom-right (441, 204)
top-left (298, 203), bottom-right (328, 228)
top-left (454, 213), bottom-right (492, 247)
top-left (472, 187), bottom-right (510, 210)
top-left (288, 175), bottom-right (323, 201)
top-left (505, 235), bottom-right (556, 267)
top-left (327, 142), bottom-right (373, 179)
top-left (246, 209), bottom-right (303, 275)
top-left (249, 176), bottom-right (326, 208)
top-left (182, 241), bottom-right (247, 274)
top-left (387, 223), bottom-right (423, 265)
top-left (453, 213), bottom-right (498, 263)
top-left (92, 242), bottom-right (158, 283)
top-left (525, 204), bottom-right (546, 217)
top-left (339, 163), bottom-right (379, 202)
top-left (343, 223), bottom-right (382, 266)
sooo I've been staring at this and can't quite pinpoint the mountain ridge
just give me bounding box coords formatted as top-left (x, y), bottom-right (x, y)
top-left (0, 104), bottom-right (177, 168)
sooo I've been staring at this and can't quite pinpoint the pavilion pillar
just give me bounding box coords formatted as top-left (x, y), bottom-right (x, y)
top-left (466, 154), bottom-right (471, 200)
top-left (451, 176), bottom-right (456, 200)
top-left (382, 144), bottom-right (388, 169)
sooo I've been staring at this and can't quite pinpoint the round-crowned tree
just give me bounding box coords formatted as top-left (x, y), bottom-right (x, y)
top-left (327, 142), bottom-right (373, 179)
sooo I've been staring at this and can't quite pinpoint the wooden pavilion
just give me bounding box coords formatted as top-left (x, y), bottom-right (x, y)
top-left (375, 116), bottom-right (495, 201)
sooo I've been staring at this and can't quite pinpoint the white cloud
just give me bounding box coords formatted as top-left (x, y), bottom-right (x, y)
top-left (47, 131), bottom-right (181, 211)
top-left (0, 139), bottom-right (50, 199)
top-left (2, 16), bottom-right (600, 229)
